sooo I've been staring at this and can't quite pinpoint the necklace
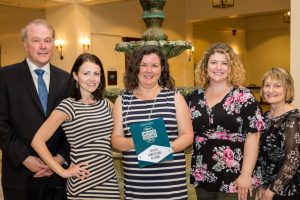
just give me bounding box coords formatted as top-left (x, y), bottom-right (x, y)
top-left (134, 85), bottom-right (161, 100)
top-left (123, 90), bottom-right (159, 135)
top-left (125, 93), bottom-right (157, 120)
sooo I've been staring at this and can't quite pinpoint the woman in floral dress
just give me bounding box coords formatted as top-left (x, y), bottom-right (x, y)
top-left (186, 43), bottom-right (265, 200)
top-left (256, 67), bottom-right (300, 200)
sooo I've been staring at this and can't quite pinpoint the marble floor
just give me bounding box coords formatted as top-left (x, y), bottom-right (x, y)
top-left (113, 153), bottom-right (197, 200)
top-left (0, 175), bottom-right (196, 200)
top-left (0, 152), bottom-right (196, 200)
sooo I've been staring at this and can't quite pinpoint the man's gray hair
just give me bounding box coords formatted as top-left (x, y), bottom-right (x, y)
top-left (21, 19), bottom-right (55, 42)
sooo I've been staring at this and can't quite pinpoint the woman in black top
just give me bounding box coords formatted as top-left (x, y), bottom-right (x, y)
top-left (187, 43), bottom-right (264, 200)
top-left (257, 67), bottom-right (300, 200)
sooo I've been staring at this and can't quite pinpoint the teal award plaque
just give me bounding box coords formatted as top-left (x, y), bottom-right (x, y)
top-left (129, 117), bottom-right (174, 168)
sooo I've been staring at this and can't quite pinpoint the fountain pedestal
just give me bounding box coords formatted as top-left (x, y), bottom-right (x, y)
top-left (115, 0), bottom-right (191, 59)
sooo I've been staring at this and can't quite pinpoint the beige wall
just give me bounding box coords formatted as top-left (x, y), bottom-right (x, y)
top-left (245, 14), bottom-right (290, 86)
top-left (192, 13), bottom-right (290, 87)
top-left (0, 0), bottom-right (292, 89)
top-left (89, 0), bottom-right (142, 89)
top-left (0, 0), bottom-right (194, 87)
top-left (185, 0), bottom-right (290, 21)
top-left (0, 6), bottom-right (45, 66)
top-left (89, 0), bottom-right (194, 87)
top-left (291, 0), bottom-right (300, 108)
top-left (46, 3), bottom-right (91, 72)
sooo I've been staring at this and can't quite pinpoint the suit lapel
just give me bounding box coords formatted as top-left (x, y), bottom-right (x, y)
top-left (18, 60), bottom-right (45, 116)
top-left (48, 65), bottom-right (62, 115)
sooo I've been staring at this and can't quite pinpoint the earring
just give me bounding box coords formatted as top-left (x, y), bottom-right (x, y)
top-left (76, 81), bottom-right (79, 89)
top-left (206, 73), bottom-right (210, 81)
top-left (158, 78), bottom-right (162, 85)
top-left (97, 83), bottom-right (102, 89)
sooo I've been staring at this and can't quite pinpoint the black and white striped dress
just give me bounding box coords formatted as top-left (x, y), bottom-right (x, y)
top-left (56, 98), bottom-right (120, 200)
top-left (121, 89), bottom-right (188, 200)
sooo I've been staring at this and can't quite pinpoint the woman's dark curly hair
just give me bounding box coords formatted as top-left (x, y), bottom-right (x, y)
top-left (68, 53), bottom-right (106, 101)
top-left (124, 45), bottom-right (175, 90)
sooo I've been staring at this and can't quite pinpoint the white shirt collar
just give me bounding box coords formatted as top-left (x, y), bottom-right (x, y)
top-left (26, 58), bottom-right (50, 74)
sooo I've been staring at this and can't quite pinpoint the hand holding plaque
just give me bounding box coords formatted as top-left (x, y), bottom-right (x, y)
top-left (129, 117), bottom-right (174, 168)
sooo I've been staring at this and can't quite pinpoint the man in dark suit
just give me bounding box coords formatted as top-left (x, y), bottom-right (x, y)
top-left (0, 19), bottom-right (69, 200)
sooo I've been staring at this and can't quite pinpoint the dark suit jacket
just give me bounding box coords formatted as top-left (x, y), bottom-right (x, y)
top-left (0, 59), bottom-right (69, 189)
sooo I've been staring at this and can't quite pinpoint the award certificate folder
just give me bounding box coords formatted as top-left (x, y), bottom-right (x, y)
top-left (129, 117), bottom-right (173, 168)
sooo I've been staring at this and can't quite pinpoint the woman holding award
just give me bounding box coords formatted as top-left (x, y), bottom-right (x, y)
top-left (111, 45), bottom-right (193, 199)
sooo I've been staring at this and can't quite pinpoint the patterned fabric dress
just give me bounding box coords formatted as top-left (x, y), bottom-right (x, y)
top-left (186, 86), bottom-right (264, 193)
top-left (256, 109), bottom-right (300, 198)
top-left (56, 98), bottom-right (120, 200)
top-left (121, 89), bottom-right (188, 200)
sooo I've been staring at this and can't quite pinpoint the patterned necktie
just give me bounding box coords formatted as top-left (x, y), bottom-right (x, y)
top-left (34, 69), bottom-right (48, 115)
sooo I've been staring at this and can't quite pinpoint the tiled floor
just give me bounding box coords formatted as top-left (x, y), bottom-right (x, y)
top-left (113, 153), bottom-right (197, 200)
top-left (0, 151), bottom-right (196, 200)
top-left (0, 150), bottom-right (260, 200)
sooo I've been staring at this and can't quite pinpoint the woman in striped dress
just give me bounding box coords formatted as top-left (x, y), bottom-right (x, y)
top-left (111, 45), bottom-right (194, 199)
top-left (32, 53), bottom-right (120, 199)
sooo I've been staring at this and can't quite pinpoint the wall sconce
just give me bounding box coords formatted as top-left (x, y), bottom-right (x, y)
top-left (80, 38), bottom-right (90, 53)
top-left (212, 0), bottom-right (234, 8)
top-left (283, 11), bottom-right (290, 23)
top-left (54, 39), bottom-right (64, 60)
top-left (189, 45), bottom-right (195, 62)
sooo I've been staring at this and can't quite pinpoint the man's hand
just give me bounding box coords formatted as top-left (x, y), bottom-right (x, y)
top-left (261, 188), bottom-right (275, 200)
top-left (23, 155), bottom-right (53, 177)
top-left (33, 167), bottom-right (53, 177)
top-left (258, 187), bottom-right (266, 200)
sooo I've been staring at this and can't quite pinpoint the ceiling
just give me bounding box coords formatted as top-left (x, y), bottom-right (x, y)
top-left (0, 0), bottom-right (129, 9)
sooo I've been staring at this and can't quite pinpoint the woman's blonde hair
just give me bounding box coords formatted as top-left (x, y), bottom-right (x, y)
top-left (195, 43), bottom-right (245, 89)
top-left (260, 67), bottom-right (294, 103)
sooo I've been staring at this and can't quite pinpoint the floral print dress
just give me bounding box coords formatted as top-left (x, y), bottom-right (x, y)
top-left (186, 86), bottom-right (264, 193)
top-left (256, 109), bottom-right (300, 197)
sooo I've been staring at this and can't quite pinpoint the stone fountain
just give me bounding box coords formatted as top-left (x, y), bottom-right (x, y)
top-left (115, 0), bottom-right (192, 59)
